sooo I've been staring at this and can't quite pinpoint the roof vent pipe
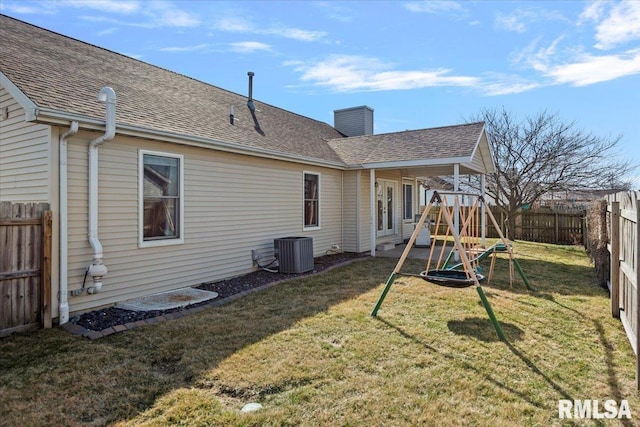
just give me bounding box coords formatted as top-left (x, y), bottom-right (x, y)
top-left (247, 71), bottom-right (255, 111)
top-left (87, 86), bottom-right (116, 294)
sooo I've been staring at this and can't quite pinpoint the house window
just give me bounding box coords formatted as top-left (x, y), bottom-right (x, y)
top-left (139, 150), bottom-right (184, 247)
top-left (304, 172), bottom-right (320, 228)
top-left (403, 183), bottom-right (413, 220)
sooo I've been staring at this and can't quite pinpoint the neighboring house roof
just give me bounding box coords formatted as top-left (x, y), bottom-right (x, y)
top-left (0, 14), bottom-right (494, 174)
top-left (420, 176), bottom-right (456, 190)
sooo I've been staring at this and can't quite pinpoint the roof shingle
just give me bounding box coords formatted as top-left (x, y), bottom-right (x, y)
top-left (0, 14), bottom-right (487, 170)
top-left (327, 122), bottom-right (485, 166)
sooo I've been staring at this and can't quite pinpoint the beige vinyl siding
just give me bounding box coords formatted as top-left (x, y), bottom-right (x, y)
top-left (341, 170), bottom-right (359, 252)
top-left (471, 132), bottom-right (493, 174)
top-left (65, 133), bottom-right (343, 314)
top-left (360, 171), bottom-right (371, 252)
top-left (0, 87), bottom-right (51, 202)
top-left (469, 153), bottom-right (486, 173)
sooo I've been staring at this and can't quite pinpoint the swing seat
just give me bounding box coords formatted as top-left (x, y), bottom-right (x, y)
top-left (420, 269), bottom-right (485, 288)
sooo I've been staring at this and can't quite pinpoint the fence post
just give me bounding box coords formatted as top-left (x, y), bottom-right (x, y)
top-left (610, 201), bottom-right (620, 319)
top-left (636, 200), bottom-right (640, 390)
top-left (609, 202), bottom-right (620, 319)
top-left (41, 211), bottom-right (52, 329)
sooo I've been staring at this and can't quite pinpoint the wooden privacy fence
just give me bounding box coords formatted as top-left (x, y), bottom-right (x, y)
top-left (422, 206), bottom-right (585, 245)
top-left (0, 202), bottom-right (52, 337)
top-left (606, 191), bottom-right (640, 388)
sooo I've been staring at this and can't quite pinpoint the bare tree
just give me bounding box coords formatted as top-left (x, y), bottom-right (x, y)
top-left (468, 107), bottom-right (635, 238)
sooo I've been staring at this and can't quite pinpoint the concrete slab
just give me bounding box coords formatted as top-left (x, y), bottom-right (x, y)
top-left (376, 242), bottom-right (396, 251)
top-left (116, 287), bottom-right (219, 312)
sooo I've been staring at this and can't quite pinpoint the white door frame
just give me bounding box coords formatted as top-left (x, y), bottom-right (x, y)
top-left (376, 179), bottom-right (397, 238)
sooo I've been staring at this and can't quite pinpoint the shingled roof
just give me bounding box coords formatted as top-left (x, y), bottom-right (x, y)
top-left (0, 14), bottom-right (493, 173)
top-left (327, 122), bottom-right (486, 166)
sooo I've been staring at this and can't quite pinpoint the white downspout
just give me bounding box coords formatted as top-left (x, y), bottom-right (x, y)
top-left (59, 121), bottom-right (79, 324)
top-left (87, 87), bottom-right (116, 294)
top-left (481, 173), bottom-right (487, 247)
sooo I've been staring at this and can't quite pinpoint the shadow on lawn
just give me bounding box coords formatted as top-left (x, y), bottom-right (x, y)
top-left (0, 257), bottom-right (392, 426)
top-left (469, 255), bottom-right (606, 297)
top-left (101, 258), bottom-right (388, 423)
top-left (445, 316), bottom-right (582, 406)
top-left (535, 291), bottom-right (633, 426)
top-left (447, 316), bottom-right (524, 342)
top-left (377, 317), bottom-right (574, 409)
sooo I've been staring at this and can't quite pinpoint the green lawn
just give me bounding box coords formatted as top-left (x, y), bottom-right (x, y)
top-left (0, 241), bottom-right (638, 426)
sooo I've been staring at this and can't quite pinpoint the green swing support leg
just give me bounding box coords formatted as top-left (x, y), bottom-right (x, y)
top-left (442, 250), bottom-right (454, 270)
top-left (371, 272), bottom-right (397, 317)
top-left (513, 259), bottom-right (535, 291)
top-left (476, 285), bottom-right (507, 342)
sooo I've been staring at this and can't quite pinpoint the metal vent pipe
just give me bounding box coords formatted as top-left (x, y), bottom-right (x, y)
top-left (247, 71), bottom-right (255, 111)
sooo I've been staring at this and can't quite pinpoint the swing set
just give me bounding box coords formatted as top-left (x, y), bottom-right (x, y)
top-left (370, 191), bottom-right (534, 341)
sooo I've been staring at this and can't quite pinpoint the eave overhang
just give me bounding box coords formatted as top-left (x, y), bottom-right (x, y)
top-left (27, 107), bottom-right (348, 170)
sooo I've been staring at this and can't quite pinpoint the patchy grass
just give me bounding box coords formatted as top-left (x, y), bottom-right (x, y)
top-left (0, 241), bottom-right (638, 426)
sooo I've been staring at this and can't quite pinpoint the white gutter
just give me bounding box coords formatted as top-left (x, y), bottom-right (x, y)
top-left (87, 87), bottom-right (116, 294)
top-left (27, 108), bottom-right (347, 170)
top-left (58, 121), bottom-right (79, 324)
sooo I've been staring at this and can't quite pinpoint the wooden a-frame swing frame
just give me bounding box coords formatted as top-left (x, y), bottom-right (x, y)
top-left (370, 190), bottom-right (534, 342)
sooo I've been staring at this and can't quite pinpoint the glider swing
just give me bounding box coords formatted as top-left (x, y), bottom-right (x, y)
top-left (370, 191), bottom-right (533, 342)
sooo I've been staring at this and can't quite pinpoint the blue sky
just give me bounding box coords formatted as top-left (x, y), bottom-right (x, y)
top-left (2, 0), bottom-right (639, 185)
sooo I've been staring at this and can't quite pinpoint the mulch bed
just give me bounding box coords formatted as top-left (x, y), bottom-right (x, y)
top-left (71, 252), bottom-right (369, 332)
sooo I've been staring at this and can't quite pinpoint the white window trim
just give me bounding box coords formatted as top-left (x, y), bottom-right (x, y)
top-left (303, 171), bottom-right (321, 231)
top-left (138, 149), bottom-right (185, 248)
top-left (402, 181), bottom-right (415, 221)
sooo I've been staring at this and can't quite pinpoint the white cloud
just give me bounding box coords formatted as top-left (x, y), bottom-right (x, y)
top-left (228, 41), bottom-right (272, 53)
top-left (154, 7), bottom-right (200, 27)
top-left (495, 7), bottom-right (568, 33)
top-left (516, 31), bottom-right (640, 86)
top-left (0, 2), bottom-right (57, 14)
top-left (578, 1), bottom-right (606, 24)
top-left (288, 55), bottom-right (479, 92)
top-left (159, 43), bottom-right (210, 52)
top-left (482, 81), bottom-right (541, 96)
top-left (122, 52), bottom-right (144, 60)
top-left (478, 73), bottom-right (541, 95)
top-left (516, 36), bottom-right (565, 72)
top-left (22, 0), bottom-right (200, 28)
top-left (213, 16), bottom-right (326, 42)
top-left (313, 1), bottom-right (354, 23)
top-left (214, 16), bottom-right (254, 33)
top-left (593, 1), bottom-right (640, 49)
top-left (267, 26), bottom-right (326, 42)
top-left (495, 10), bottom-right (530, 33)
top-left (542, 49), bottom-right (640, 86)
top-left (61, 0), bottom-right (140, 14)
top-left (403, 1), bottom-right (467, 15)
top-left (97, 27), bottom-right (119, 36)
